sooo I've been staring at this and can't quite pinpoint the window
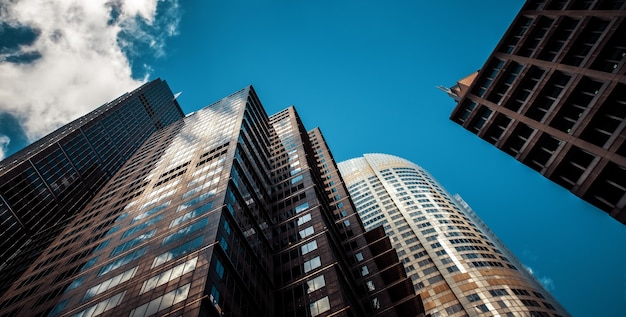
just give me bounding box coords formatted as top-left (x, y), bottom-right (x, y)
top-left (476, 304), bottom-right (489, 313)
top-left (140, 257), bottom-right (197, 294)
top-left (99, 248), bottom-right (146, 276)
top-left (215, 259), bottom-right (225, 279)
top-left (111, 229), bottom-right (156, 256)
top-left (162, 218), bottom-right (209, 245)
top-left (304, 256), bottom-right (321, 273)
top-left (511, 288), bottom-right (531, 296)
top-left (522, 299), bottom-right (541, 307)
top-left (445, 304), bottom-right (464, 314)
top-left (291, 175), bottom-right (303, 184)
top-left (73, 291), bottom-right (126, 317)
top-left (489, 288), bottom-right (509, 297)
top-left (355, 252), bottom-right (364, 262)
top-left (366, 280), bottom-right (376, 291)
top-left (307, 275), bottom-right (326, 293)
top-left (122, 215), bottom-right (164, 239)
top-left (210, 285), bottom-right (220, 305)
top-left (466, 293), bottom-right (481, 302)
top-left (372, 297), bottom-right (380, 309)
top-left (131, 201), bottom-right (170, 224)
top-left (219, 236), bottom-right (228, 250)
top-left (361, 265), bottom-right (369, 276)
top-left (301, 240), bottom-right (318, 255)
top-left (84, 267), bottom-right (138, 300)
top-left (177, 191), bottom-right (215, 212)
top-left (297, 214), bottom-right (311, 226)
top-left (152, 235), bottom-right (203, 268)
top-left (310, 296), bottom-right (331, 316)
top-left (130, 283), bottom-right (191, 317)
top-left (299, 226), bottom-right (314, 239)
top-left (170, 202), bottom-right (213, 228)
top-left (295, 202), bottom-right (309, 213)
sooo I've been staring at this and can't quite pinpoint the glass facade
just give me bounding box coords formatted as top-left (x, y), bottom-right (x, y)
top-left (0, 86), bottom-right (423, 317)
top-left (338, 153), bottom-right (569, 317)
top-left (0, 78), bottom-right (184, 297)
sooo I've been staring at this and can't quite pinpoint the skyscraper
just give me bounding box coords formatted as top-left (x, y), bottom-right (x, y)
top-left (443, 0), bottom-right (626, 224)
top-left (338, 153), bottom-right (569, 317)
top-left (0, 86), bottom-right (423, 316)
top-left (0, 78), bottom-right (185, 296)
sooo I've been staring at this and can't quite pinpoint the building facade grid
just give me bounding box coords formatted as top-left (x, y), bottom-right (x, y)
top-left (446, 0), bottom-right (626, 224)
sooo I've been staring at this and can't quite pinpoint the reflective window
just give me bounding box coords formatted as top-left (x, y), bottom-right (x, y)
top-left (219, 236), bottom-right (228, 250)
top-left (183, 182), bottom-right (219, 199)
top-left (297, 214), bottom-right (311, 226)
top-left (81, 256), bottom-right (99, 271)
top-left (372, 297), bottom-right (381, 309)
top-left (366, 280), bottom-right (376, 291)
top-left (307, 275), bottom-right (326, 293)
top-left (210, 285), bottom-right (220, 306)
top-left (131, 201), bottom-right (170, 224)
top-left (140, 257), bottom-right (197, 294)
top-left (304, 256), bottom-right (321, 273)
top-left (295, 202), bottom-right (309, 213)
top-left (129, 283), bottom-right (190, 317)
top-left (170, 202), bottom-right (213, 228)
top-left (84, 267), bottom-right (138, 300)
top-left (99, 247), bottom-right (146, 276)
top-left (94, 239), bottom-right (110, 252)
top-left (361, 265), bottom-right (369, 276)
top-left (291, 175), bottom-right (303, 184)
top-left (67, 276), bottom-right (86, 291)
top-left (299, 226), bottom-right (314, 239)
top-left (177, 190), bottom-right (216, 212)
top-left (72, 291), bottom-right (126, 317)
top-left (223, 218), bottom-right (231, 235)
top-left (310, 296), bottom-right (330, 316)
top-left (215, 258), bottom-right (225, 279)
top-left (111, 229), bottom-right (156, 256)
top-left (152, 236), bottom-right (203, 268)
top-left (122, 215), bottom-right (164, 239)
top-left (301, 240), bottom-right (318, 255)
top-left (162, 218), bottom-right (209, 245)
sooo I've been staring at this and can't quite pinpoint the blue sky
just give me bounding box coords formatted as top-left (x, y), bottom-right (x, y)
top-left (1, 1), bottom-right (625, 315)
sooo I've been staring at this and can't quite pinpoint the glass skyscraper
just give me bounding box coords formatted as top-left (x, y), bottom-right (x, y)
top-left (0, 78), bottom-right (185, 297)
top-left (338, 153), bottom-right (569, 317)
top-left (0, 85), bottom-right (422, 316)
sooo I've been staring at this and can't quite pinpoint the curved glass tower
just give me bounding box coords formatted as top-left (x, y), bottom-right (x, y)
top-left (338, 153), bottom-right (569, 317)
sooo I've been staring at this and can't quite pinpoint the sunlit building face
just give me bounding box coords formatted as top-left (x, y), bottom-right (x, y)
top-left (339, 153), bottom-right (569, 317)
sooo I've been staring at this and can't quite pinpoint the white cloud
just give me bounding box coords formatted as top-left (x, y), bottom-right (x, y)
top-left (525, 265), bottom-right (555, 291)
top-left (0, 0), bottom-right (180, 142)
top-left (0, 135), bottom-right (10, 161)
top-left (539, 276), bottom-right (555, 291)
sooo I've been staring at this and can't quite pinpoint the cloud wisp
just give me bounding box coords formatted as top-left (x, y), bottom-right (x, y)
top-left (0, 135), bottom-right (10, 161)
top-left (525, 265), bottom-right (556, 291)
top-left (0, 0), bottom-right (181, 160)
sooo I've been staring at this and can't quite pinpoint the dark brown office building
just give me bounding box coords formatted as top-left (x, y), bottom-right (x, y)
top-left (0, 79), bottom-right (185, 297)
top-left (0, 85), bottom-right (423, 316)
top-left (445, 0), bottom-right (626, 224)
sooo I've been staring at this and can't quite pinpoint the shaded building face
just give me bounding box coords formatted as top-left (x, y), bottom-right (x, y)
top-left (338, 153), bottom-right (569, 317)
top-left (0, 86), bottom-right (423, 317)
top-left (446, 0), bottom-right (626, 224)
